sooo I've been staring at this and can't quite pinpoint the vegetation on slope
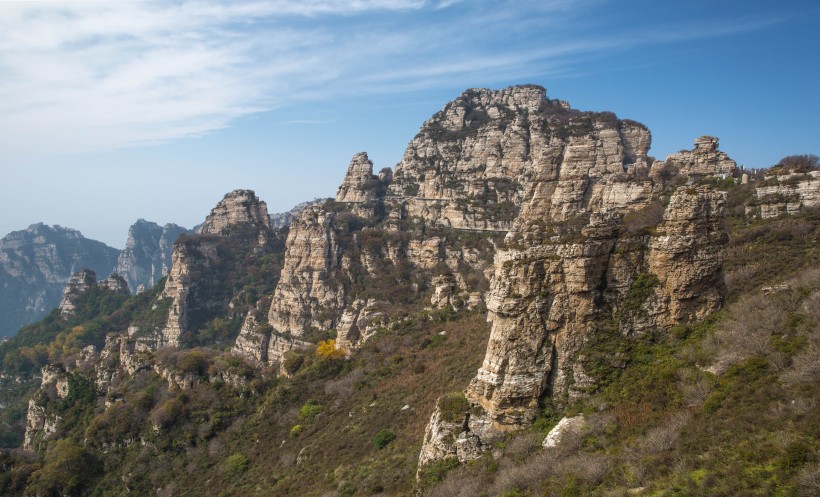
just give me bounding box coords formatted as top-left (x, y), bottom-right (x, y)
top-left (0, 178), bottom-right (817, 497)
top-left (421, 190), bottom-right (820, 497)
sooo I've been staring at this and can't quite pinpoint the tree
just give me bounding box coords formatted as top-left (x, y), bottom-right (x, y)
top-left (776, 154), bottom-right (819, 173)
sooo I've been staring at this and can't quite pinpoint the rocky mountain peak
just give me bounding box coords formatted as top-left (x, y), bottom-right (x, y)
top-left (659, 135), bottom-right (737, 178)
top-left (335, 152), bottom-right (385, 203)
top-left (197, 189), bottom-right (270, 235)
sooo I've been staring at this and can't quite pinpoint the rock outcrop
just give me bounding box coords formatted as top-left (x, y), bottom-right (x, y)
top-left (58, 269), bottom-right (130, 318)
top-left (0, 224), bottom-right (120, 337)
top-left (755, 170), bottom-right (820, 218)
top-left (156, 189), bottom-right (280, 348)
top-left (657, 136), bottom-right (737, 179)
top-left (115, 220), bottom-right (190, 293)
top-left (336, 152), bottom-right (383, 203)
top-left (197, 189), bottom-right (271, 235)
top-left (542, 415), bottom-right (586, 448)
top-left (58, 269), bottom-right (98, 318)
top-left (23, 365), bottom-right (70, 450)
top-left (415, 87), bottom-right (732, 471)
top-left (335, 299), bottom-right (386, 352)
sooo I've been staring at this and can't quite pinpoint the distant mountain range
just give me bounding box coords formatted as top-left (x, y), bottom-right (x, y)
top-left (0, 204), bottom-right (319, 338)
top-left (0, 222), bottom-right (178, 338)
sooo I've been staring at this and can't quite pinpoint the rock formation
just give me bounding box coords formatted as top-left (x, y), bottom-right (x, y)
top-left (0, 224), bottom-right (120, 337)
top-left (336, 152), bottom-right (382, 203)
top-left (156, 189), bottom-right (279, 348)
top-left (115, 220), bottom-right (190, 293)
top-left (415, 86), bottom-right (733, 471)
top-left (755, 170), bottom-right (820, 218)
top-left (197, 189), bottom-right (271, 235)
top-left (657, 136), bottom-right (737, 179)
top-left (58, 269), bottom-right (130, 318)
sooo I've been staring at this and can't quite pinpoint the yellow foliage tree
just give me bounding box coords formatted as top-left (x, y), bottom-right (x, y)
top-left (315, 339), bottom-right (345, 360)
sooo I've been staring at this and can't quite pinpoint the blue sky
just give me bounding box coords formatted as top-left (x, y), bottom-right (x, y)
top-left (0, 0), bottom-right (818, 248)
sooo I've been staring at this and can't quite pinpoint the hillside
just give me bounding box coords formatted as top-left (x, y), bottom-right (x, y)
top-left (0, 86), bottom-right (817, 497)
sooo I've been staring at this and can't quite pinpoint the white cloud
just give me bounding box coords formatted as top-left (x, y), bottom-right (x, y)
top-left (0, 0), bottom-right (777, 159)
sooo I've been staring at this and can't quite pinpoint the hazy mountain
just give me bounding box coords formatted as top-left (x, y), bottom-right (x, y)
top-left (0, 223), bottom-right (120, 338)
top-left (114, 220), bottom-right (191, 294)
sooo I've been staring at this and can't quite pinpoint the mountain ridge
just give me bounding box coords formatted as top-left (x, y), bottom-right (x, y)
top-left (0, 85), bottom-right (817, 497)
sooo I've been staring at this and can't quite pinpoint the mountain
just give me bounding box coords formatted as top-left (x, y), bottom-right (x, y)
top-left (114, 220), bottom-right (191, 294)
top-left (0, 86), bottom-right (818, 497)
top-left (269, 199), bottom-right (327, 230)
top-left (0, 224), bottom-right (121, 338)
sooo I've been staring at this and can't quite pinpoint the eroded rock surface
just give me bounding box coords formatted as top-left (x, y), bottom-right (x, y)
top-left (755, 170), bottom-right (820, 218)
top-left (197, 190), bottom-right (271, 235)
top-left (416, 87), bottom-right (732, 471)
top-left (59, 269), bottom-right (130, 318)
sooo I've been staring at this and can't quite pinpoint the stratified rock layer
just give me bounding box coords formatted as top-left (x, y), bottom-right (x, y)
top-left (415, 86), bottom-right (733, 470)
top-left (756, 170), bottom-right (820, 218)
top-left (197, 190), bottom-right (271, 235)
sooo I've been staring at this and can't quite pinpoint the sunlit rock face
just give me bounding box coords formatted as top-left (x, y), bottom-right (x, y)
top-left (415, 86), bottom-right (732, 470)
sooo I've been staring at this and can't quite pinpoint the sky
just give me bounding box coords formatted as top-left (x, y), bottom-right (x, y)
top-left (0, 0), bottom-right (818, 248)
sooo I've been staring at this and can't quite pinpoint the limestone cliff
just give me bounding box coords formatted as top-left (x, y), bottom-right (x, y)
top-left (386, 85), bottom-right (652, 230)
top-left (115, 220), bottom-right (190, 293)
top-left (58, 269), bottom-right (130, 318)
top-left (266, 206), bottom-right (347, 338)
top-left (755, 170), bottom-right (820, 218)
top-left (197, 189), bottom-right (271, 235)
top-left (155, 190), bottom-right (282, 348)
top-left (416, 87), bottom-right (733, 470)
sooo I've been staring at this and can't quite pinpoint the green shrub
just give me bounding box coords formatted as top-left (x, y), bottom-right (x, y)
top-left (298, 401), bottom-right (324, 421)
top-left (439, 392), bottom-right (470, 423)
top-left (225, 452), bottom-right (249, 475)
top-left (177, 350), bottom-right (209, 376)
top-left (150, 397), bottom-right (184, 429)
top-left (289, 424), bottom-right (304, 438)
top-left (373, 429), bottom-right (396, 449)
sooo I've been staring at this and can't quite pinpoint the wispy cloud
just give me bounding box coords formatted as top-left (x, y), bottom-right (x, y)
top-left (0, 0), bottom-right (778, 158)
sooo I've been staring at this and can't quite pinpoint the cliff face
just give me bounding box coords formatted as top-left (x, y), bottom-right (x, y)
top-left (0, 224), bottom-right (120, 337)
top-left (196, 189), bottom-right (271, 235)
top-left (387, 85), bottom-right (652, 230)
top-left (114, 220), bottom-right (190, 294)
top-left (755, 170), bottom-right (820, 219)
top-left (266, 206), bottom-right (347, 337)
top-left (414, 87), bottom-right (733, 470)
top-left (154, 190), bottom-right (282, 348)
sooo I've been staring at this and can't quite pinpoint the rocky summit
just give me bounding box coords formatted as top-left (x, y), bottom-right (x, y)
top-left (1, 85), bottom-right (818, 497)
